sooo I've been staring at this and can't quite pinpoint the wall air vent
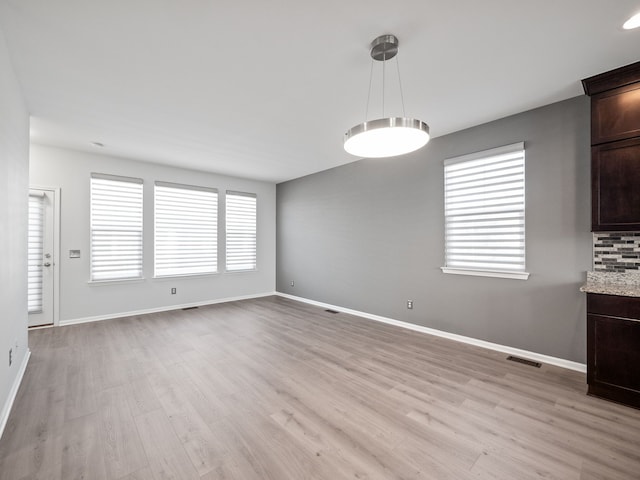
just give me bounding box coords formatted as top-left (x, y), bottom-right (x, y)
top-left (507, 355), bottom-right (542, 368)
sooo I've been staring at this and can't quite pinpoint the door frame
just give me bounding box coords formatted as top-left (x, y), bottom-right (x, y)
top-left (29, 185), bottom-right (61, 327)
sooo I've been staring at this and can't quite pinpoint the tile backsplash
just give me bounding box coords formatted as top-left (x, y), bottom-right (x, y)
top-left (594, 232), bottom-right (640, 272)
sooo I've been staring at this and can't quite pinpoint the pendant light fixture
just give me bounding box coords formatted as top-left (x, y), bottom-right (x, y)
top-left (344, 34), bottom-right (430, 158)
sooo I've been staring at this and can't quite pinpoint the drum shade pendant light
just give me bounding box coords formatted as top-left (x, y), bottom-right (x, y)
top-left (344, 34), bottom-right (430, 158)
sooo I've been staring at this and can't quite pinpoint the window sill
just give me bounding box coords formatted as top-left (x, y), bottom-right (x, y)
top-left (88, 277), bottom-right (146, 286)
top-left (440, 267), bottom-right (530, 280)
top-left (153, 272), bottom-right (219, 280)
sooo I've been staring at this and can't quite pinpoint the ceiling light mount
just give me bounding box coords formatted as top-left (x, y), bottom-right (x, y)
top-left (344, 34), bottom-right (430, 158)
top-left (370, 34), bottom-right (399, 61)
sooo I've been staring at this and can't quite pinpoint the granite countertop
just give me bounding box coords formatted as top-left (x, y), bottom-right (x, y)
top-left (580, 271), bottom-right (640, 297)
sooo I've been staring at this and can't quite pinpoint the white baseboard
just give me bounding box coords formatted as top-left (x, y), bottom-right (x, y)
top-left (59, 291), bottom-right (277, 326)
top-left (0, 349), bottom-right (31, 441)
top-left (276, 292), bottom-right (586, 373)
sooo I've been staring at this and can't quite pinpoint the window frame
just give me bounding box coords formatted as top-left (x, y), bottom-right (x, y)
top-left (441, 142), bottom-right (529, 280)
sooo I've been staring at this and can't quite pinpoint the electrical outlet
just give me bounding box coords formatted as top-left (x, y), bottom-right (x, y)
top-left (407, 300), bottom-right (413, 310)
top-left (171, 288), bottom-right (177, 294)
top-left (9, 348), bottom-right (12, 367)
top-left (290, 281), bottom-right (295, 287)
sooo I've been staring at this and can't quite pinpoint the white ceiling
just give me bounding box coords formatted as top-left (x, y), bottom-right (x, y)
top-left (1, 0), bottom-right (639, 183)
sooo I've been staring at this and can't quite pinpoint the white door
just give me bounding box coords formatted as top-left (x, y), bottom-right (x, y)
top-left (28, 189), bottom-right (55, 327)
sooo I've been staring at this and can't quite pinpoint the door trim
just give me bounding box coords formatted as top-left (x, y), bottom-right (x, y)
top-left (29, 185), bottom-right (61, 327)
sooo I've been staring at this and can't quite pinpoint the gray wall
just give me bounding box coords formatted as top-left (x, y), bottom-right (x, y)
top-left (0, 27), bottom-right (29, 429)
top-left (30, 145), bottom-right (276, 323)
top-left (277, 95), bottom-right (591, 363)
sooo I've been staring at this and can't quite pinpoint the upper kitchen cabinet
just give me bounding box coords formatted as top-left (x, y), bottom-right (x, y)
top-left (592, 138), bottom-right (640, 230)
top-left (583, 61), bottom-right (640, 232)
top-left (590, 85), bottom-right (640, 144)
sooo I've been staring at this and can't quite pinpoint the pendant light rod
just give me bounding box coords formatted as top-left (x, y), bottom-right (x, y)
top-left (395, 56), bottom-right (406, 117)
top-left (365, 58), bottom-right (374, 122)
top-left (372, 35), bottom-right (399, 118)
top-left (382, 51), bottom-right (385, 117)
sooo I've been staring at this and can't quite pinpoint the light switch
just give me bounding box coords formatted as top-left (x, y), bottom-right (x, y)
top-left (69, 250), bottom-right (81, 258)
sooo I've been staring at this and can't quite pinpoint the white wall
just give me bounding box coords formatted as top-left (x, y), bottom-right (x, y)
top-left (30, 144), bottom-right (276, 323)
top-left (0, 28), bottom-right (30, 434)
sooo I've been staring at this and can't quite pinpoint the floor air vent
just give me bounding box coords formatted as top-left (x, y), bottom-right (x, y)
top-left (182, 306), bottom-right (199, 311)
top-left (325, 309), bottom-right (339, 314)
top-left (507, 355), bottom-right (541, 368)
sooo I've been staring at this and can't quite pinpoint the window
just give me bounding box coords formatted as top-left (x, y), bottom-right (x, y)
top-left (90, 174), bottom-right (143, 281)
top-left (27, 193), bottom-right (44, 312)
top-left (226, 191), bottom-right (257, 272)
top-left (442, 142), bottom-right (528, 280)
top-left (154, 182), bottom-right (218, 277)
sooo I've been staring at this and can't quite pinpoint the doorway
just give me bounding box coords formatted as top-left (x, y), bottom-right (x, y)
top-left (28, 187), bottom-right (58, 327)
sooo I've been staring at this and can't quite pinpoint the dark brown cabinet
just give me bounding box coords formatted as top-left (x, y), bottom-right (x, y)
top-left (592, 137), bottom-right (640, 230)
top-left (591, 85), bottom-right (640, 144)
top-left (583, 61), bottom-right (640, 232)
top-left (587, 293), bottom-right (640, 409)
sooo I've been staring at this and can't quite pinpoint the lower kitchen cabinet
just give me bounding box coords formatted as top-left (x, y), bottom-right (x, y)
top-left (587, 293), bottom-right (640, 409)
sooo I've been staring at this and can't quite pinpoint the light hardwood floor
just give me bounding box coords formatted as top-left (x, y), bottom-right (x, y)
top-left (1, 296), bottom-right (640, 479)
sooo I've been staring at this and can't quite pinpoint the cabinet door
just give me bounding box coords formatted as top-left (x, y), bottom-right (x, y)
top-left (591, 85), bottom-right (640, 144)
top-left (592, 137), bottom-right (640, 231)
top-left (587, 314), bottom-right (640, 400)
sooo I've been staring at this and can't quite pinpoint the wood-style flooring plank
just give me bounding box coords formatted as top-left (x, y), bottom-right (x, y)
top-left (117, 466), bottom-right (155, 480)
top-left (147, 367), bottom-right (228, 477)
top-left (134, 408), bottom-right (200, 480)
top-left (63, 347), bottom-right (98, 421)
top-left (122, 376), bottom-right (162, 418)
top-left (61, 413), bottom-right (107, 480)
top-left (99, 385), bottom-right (149, 479)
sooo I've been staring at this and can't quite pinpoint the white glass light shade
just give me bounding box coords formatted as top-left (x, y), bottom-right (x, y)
top-left (344, 117), bottom-right (430, 158)
top-left (623, 12), bottom-right (640, 29)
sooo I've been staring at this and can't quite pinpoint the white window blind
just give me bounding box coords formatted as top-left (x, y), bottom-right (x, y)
top-left (90, 174), bottom-right (143, 281)
top-left (226, 191), bottom-right (257, 272)
top-left (443, 142), bottom-right (528, 280)
top-left (154, 182), bottom-right (218, 277)
top-left (28, 194), bottom-right (44, 313)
